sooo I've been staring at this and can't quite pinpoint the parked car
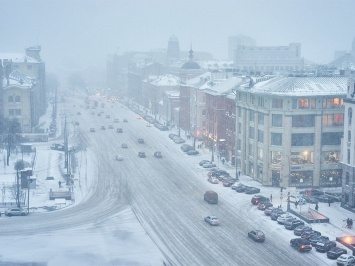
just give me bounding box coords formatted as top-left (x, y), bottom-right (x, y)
top-left (270, 210), bottom-right (286, 221)
top-left (277, 214), bottom-right (294, 224)
top-left (257, 202), bottom-right (273, 210)
top-left (290, 238), bottom-right (312, 252)
top-left (199, 160), bottom-right (211, 166)
top-left (114, 118), bottom-right (119, 123)
top-left (302, 195), bottom-right (318, 204)
top-left (187, 150), bottom-right (199, 155)
top-left (309, 235), bottom-right (329, 246)
top-left (337, 254), bottom-right (355, 266)
top-left (284, 219), bottom-right (305, 230)
top-left (138, 152), bottom-right (146, 158)
top-left (121, 143), bottom-right (128, 148)
top-left (181, 145), bottom-right (194, 152)
top-left (203, 163), bottom-right (216, 168)
top-left (235, 185), bottom-right (249, 193)
top-left (115, 155), bottom-right (123, 161)
top-left (154, 151), bottom-right (162, 158)
top-left (327, 247), bottom-right (347, 259)
top-left (5, 207), bottom-right (28, 216)
top-left (251, 195), bottom-right (269, 205)
top-left (174, 138), bottom-right (185, 144)
top-left (245, 187), bottom-right (260, 194)
top-left (105, 115), bottom-right (110, 118)
top-left (315, 194), bottom-right (335, 203)
top-left (123, 118), bottom-right (128, 122)
top-left (294, 225), bottom-right (312, 236)
top-left (301, 230), bottom-right (321, 240)
top-left (207, 176), bottom-right (219, 184)
top-left (108, 125), bottom-right (114, 129)
top-left (116, 128), bottom-right (123, 133)
top-left (204, 215), bottom-right (221, 226)
top-left (300, 188), bottom-right (324, 196)
top-left (90, 128), bottom-right (95, 132)
top-left (138, 138), bottom-right (145, 144)
top-left (50, 143), bottom-right (65, 151)
top-left (313, 239), bottom-right (336, 252)
top-left (208, 169), bottom-right (230, 177)
top-left (264, 207), bottom-right (280, 216)
top-left (248, 230), bottom-right (265, 242)
top-left (101, 126), bottom-right (106, 130)
top-left (222, 180), bottom-right (235, 187)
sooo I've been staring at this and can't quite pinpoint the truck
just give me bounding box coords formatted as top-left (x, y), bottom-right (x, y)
top-left (204, 190), bottom-right (218, 204)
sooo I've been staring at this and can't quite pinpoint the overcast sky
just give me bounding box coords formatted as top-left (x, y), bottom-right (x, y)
top-left (1, 0), bottom-right (355, 72)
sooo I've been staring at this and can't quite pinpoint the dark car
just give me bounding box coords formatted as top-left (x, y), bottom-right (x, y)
top-left (264, 207), bottom-right (280, 216)
top-left (251, 195), bottom-right (269, 205)
top-left (294, 225), bottom-right (312, 236)
top-left (116, 128), bottom-right (123, 133)
top-left (187, 150), bottom-right (199, 155)
top-left (90, 128), bottom-right (95, 132)
top-left (138, 138), bottom-right (145, 144)
top-left (199, 160), bottom-right (211, 166)
top-left (313, 240), bottom-right (336, 253)
top-left (138, 152), bottom-right (146, 158)
top-left (223, 180), bottom-right (235, 187)
top-left (284, 219), bottom-right (305, 230)
top-left (169, 133), bottom-right (178, 139)
top-left (302, 195), bottom-right (318, 204)
top-left (257, 202), bottom-right (273, 210)
top-left (235, 185), bottom-right (249, 193)
top-left (245, 187), bottom-right (261, 194)
top-left (309, 235), bottom-right (329, 246)
top-left (101, 126), bottom-right (106, 130)
top-left (270, 210), bottom-right (286, 221)
top-left (301, 230), bottom-right (321, 240)
top-left (290, 238), bottom-right (312, 252)
top-left (327, 247), bottom-right (347, 259)
top-left (181, 145), bottom-right (194, 152)
top-left (121, 143), bottom-right (128, 148)
top-left (315, 194), bottom-right (335, 203)
top-left (154, 151), bottom-right (162, 158)
top-left (123, 118), bottom-right (128, 122)
top-left (300, 188), bottom-right (324, 196)
top-left (248, 230), bottom-right (265, 242)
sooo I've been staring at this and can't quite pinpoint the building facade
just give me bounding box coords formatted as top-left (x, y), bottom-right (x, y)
top-left (235, 76), bottom-right (347, 188)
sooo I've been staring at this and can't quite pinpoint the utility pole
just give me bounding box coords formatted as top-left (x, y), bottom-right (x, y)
top-left (64, 116), bottom-right (69, 185)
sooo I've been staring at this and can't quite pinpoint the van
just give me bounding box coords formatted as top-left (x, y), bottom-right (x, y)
top-left (204, 190), bottom-right (218, 204)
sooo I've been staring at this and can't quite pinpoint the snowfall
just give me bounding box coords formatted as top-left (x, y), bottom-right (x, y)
top-left (0, 96), bottom-right (354, 266)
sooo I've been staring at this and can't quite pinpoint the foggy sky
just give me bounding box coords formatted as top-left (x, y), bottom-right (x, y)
top-left (1, 0), bottom-right (355, 73)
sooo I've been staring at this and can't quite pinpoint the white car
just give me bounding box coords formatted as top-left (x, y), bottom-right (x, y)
top-left (277, 214), bottom-right (293, 224)
top-left (115, 155), bottom-right (123, 161)
top-left (204, 215), bottom-right (221, 225)
top-left (337, 254), bottom-right (355, 266)
top-left (207, 176), bottom-right (219, 184)
top-left (203, 163), bottom-right (216, 168)
top-left (5, 207), bottom-right (28, 217)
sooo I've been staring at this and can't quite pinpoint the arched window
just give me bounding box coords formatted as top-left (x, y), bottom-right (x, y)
top-left (348, 107), bottom-right (353, 126)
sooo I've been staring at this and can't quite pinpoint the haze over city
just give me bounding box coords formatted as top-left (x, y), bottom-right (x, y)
top-left (1, 0), bottom-right (355, 72)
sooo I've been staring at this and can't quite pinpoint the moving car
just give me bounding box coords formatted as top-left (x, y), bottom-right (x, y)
top-left (101, 126), bottom-right (106, 130)
top-left (5, 207), bottom-right (28, 216)
top-left (204, 215), bottom-right (221, 225)
top-left (245, 187), bottom-right (260, 194)
top-left (138, 152), bottom-right (146, 158)
top-left (327, 247), bottom-right (347, 259)
top-left (138, 138), bottom-right (145, 144)
top-left (114, 118), bottom-right (119, 123)
top-left (105, 115), bottom-right (110, 118)
top-left (123, 118), bottom-right (128, 122)
top-left (290, 238), bottom-right (312, 252)
top-left (108, 125), bottom-right (113, 129)
top-left (154, 151), bottom-right (162, 158)
top-left (248, 230), bottom-right (265, 242)
top-left (115, 155), bottom-right (123, 161)
top-left (181, 145), bottom-right (194, 152)
top-left (121, 143), bottom-right (128, 148)
top-left (199, 160), bottom-right (211, 166)
top-left (90, 128), bottom-right (95, 132)
top-left (187, 150), bottom-right (199, 155)
top-left (337, 254), bottom-right (355, 266)
top-left (116, 128), bottom-right (123, 133)
top-left (204, 191), bottom-right (218, 204)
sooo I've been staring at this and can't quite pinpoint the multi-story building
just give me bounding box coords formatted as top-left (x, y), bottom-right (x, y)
top-left (228, 35), bottom-right (256, 60)
top-left (341, 75), bottom-right (355, 208)
top-left (235, 76), bottom-right (347, 188)
top-left (234, 43), bottom-right (304, 75)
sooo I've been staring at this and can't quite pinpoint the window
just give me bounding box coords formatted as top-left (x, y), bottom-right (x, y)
top-left (321, 132), bottom-right (343, 145)
top-left (15, 109), bottom-right (21, 115)
top-left (271, 151), bottom-right (282, 164)
top-left (292, 133), bottom-right (314, 146)
top-left (346, 172), bottom-right (350, 186)
top-left (202, 110), bottom-right (206, 115)
top-left (250, 95), bottom-right (255, 105)
top-left (249, 144), bottom-right (254, 156)
top-left (249, 110), bottom-right (255, 122)
top-left (321, 151), bottom-right (340, 164)
top-left (271, 133), bottom-right (282, 146)
top-left (15, 96), bottom-right (20, 103)
top-left (249, 127), bottom-right (254, 139)
top-left (290, 171), bottom-right (313, 187)
top-left (291, 151), bottom-right (314, 165)
top-left (257, 130), bottom-right (264, 143)
top-left (293, 98), bottom-right (316, 109)
top-left (272, 99), bottom-right (283, 108)
top-left (292, 115), bottom-right (315, 127)
top-left (272, 114), bottom-right (283, 127)
top-left (322, 114), bottom-right (344, 127)
top-left (323, 98), bottom-right (344, 108)
top-left (8, 109), bottom-right (14, 116)
top-left (348, 131), bottom-right (351, 143)
top-left (8, 96), bottom-right (13, 102)
top-left (348, 108), bottom-right (352, 126)
top-left (258, 112), bottom-right (264, 125)
top-left (257, 148), bottom-right (263, 160)
top-left (258, 97), bottom-right (264, 107)
top-left (238, 122), bottom-right (241, 134)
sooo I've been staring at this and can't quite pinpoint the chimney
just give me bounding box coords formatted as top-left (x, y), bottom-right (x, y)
top-left (26, 45), bottom-right (41, 61)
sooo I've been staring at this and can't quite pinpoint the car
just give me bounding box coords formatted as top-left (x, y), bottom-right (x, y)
top-left (90, 128), bottom-right (95, 132)
top-left (204, 215), bottom-right (221, 226)
top-left (138, 138), bottom-right (145, 144)
top-left (313, 239), bottom-right (336, 252)
top-left (257, 202), bottom-right (273, 210)
top-left (174, 138), bottom-right (185, 144)
top-left (288, 195), bottom-right (306, 205)
top-left (138, 152), bottom-right (146, 158)
top-left (207, 176), bottom-right (219, 184)
top-left (116, 128), bottom-right (123, 133)
top-left (97, 113), bottom-right (101, 116)
top-left (301, 230), bottom-right (321, 240)
top-left (290, 238), bottom-right (312, 252)
top-left (302, 195), bottom-right (319, 204)
top-left (251, 195), bottom-right (269, 205)
top-left (75, 121), bottom-right (80, 125)
top-left (248, 230), bottom-right (265, 242)
top-left (146, 123), bottom-right (152, 127)
top-left (294, 225), bottom-right (312, 236)
top-left (121, 143), bottom-right (128, 148)
top-left (50, 143), bottom-right (65, 151)
top-left (277, 214), bottom-right (294, 224)
top-left (5, 207), bottom-right (28, 216)
top-left (337, 254), bottom-right (355, 266)
top-left (245, 187), bottom-right (261, 194)
top-left (284, 219), bottom-right (305, 230)
top-left (123, 118), bottom-right (128, 122)
top-left (202, 163), bottom-right (216, 168)
top-left (187, 150), bottom-right (199, 155)
top-left (315, 194), bottom-right (335, 203)
top-left (207, 169), bottom-right (229, 177)
top-left (235, 185), bottom-right (249, 193)
top-left (101, 126), bottom-right (106, 130)
top-left (115, 155), bottom-right (123, 161)
top-left (108, 125), bottom-right (113, 129)
top-left (105, 115), bottom-right (110, 118)
top-left (222, 180), bottom-right (235, 187)
top-left (309, 235), bottom-right (329, 246)
top-left (181, 145), bottom-right (194, 152)
top-left (77, 111), bottom-right (81, 115)
top-left (137, 115), bottom-right (142, 119)
top-left (264, 207), bottom-right (280, 216)
top-left (270, 210), bottom-right (286, 221)
top-left (169, 133), bottom-right (178, 139)
top-left (327, 247), bottom-right (347, 259)
top-left (154, 151), bottom-right (162, 158)
top-left (114, 118), bottom-right (119, 123)
top-left (199, 160), bottom-right (211, 166)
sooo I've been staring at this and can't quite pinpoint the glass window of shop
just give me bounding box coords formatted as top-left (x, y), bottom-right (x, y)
top-left (291, 151), bottom-right (314, 165)
top-left (272, 114), bottom-right (283, 127)
top-left (322, 114), bottom-right (344, 127)
top-left (292, 98), bottom-right (316, 109)
top-left (291, 133), bottom-right (314, 146)
top-left (271, 133), bottom-right (282, 146)
top-left (320, 169), bottom-right (342, 187)
top-left (322, 97), bottom-right (344, 109)
top-left (271, 151), bottom-right (282, 164)
top-left (292, 115), bottom-right (315, 127)
top-left (321, 151), bottom-right (340, 164)
top-left (289, 171), bottom-right (313, 187)
top-left (321, 132), bottom-right (343, 145)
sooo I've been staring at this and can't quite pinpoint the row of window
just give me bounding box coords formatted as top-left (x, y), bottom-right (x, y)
top-left (271, 151), bottom-right (340, 165)
top-left (8, 109), bottom-right (21, 116)
top-left (8, 96), bottom-right (21, 103)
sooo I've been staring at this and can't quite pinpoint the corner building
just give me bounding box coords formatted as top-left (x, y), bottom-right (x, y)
top-left (236, 76), bottom-right (347, 188)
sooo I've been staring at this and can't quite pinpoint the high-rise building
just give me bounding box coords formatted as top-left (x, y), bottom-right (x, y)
top-left (167, 35), bottom-right (180, 65)
top-left (228, 35), bottom-right (256, 60)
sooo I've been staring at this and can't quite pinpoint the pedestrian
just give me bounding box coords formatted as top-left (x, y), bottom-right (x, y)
top-left (328, 199), bottom-right (331, 207)
top-left (58, 181), bottom-right (62, 188)
top-left (238, 171), bottom-right (241, 177)
top-left (270, 194), bottom-right (273, 202)
top-left (295, 201), bottom-right (298, 208)
top-left (222, 158), bottom-right (225, 165)
top-left (315, 203), bottom-right (319, 211)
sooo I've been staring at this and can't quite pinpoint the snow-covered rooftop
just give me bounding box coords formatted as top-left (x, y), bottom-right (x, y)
top-left (184, 72), bottom-right (212, 87)
top-left (0, 53), bottom-right (39, 64)
top-left (2, 68), bottom-right (35, 88)
top-left (199, 60), bottom-right (234, 70)
top-left (145, 74), bottom-right (180, 86)
top-left (165, 90), bottom-right (180, 97)
top-left (204, 77), bottom-right (245, 96)
top-left (246, 76), bottom-right (348, 96)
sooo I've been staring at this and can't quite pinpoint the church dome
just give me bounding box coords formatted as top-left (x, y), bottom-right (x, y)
top-left (181, 61), bottom-right (201, 70)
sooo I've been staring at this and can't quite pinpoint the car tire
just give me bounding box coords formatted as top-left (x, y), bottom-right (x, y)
top-left (7, 214), bottom-right (11, 217)
top-left (22, 213), bottom-right (25, 216)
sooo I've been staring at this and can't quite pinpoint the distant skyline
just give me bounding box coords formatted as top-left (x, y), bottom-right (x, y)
top-left (1, 0), bottom-right (355, 73)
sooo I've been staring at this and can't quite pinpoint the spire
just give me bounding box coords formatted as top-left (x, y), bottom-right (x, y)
top-left (189, 42), bottom-right (193, 61)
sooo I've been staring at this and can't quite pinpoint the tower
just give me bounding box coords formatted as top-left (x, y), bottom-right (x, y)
top-left (167, 35), bottom-right (180, 65)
